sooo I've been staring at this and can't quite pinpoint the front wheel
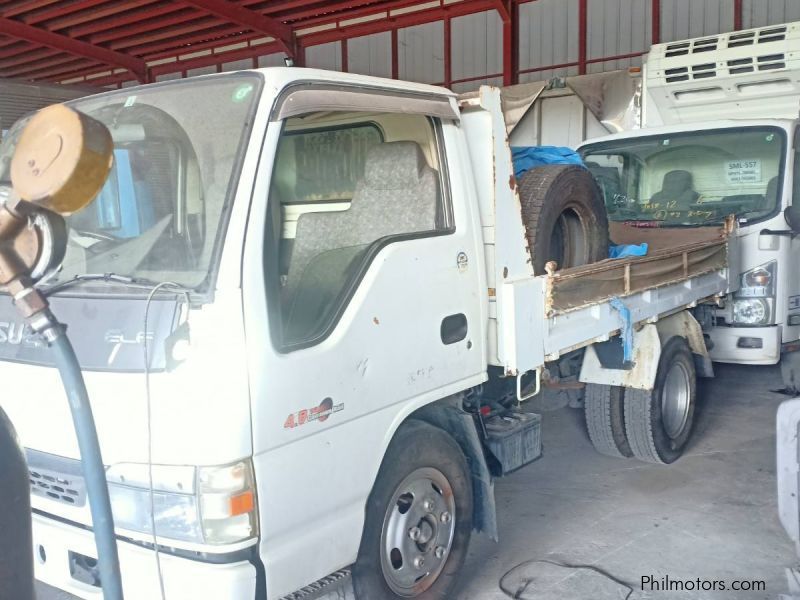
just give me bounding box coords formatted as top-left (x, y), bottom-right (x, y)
top-left (353, 420), bottom-right (473, 599)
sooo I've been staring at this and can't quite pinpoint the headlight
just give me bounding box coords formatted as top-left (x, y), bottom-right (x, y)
top-left (737, 261), bottom-right (776, 298)
top-left (106, 460), bottom-right (257, 546)
top-left (733, 298), bottom-right (770, 325)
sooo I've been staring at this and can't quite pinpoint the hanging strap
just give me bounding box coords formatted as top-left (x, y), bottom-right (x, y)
top-left (609, 297), bottom-right (633, 365)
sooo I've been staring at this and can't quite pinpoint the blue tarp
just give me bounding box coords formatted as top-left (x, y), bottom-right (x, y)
top-left (511, 145), bottom-right (584, 179)
top-left (609, 243), bottom-right (648, 259)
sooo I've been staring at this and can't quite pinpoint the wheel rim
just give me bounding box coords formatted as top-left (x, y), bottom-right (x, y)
top-left (548, 207), bottom-right (587, 270)
top-left (661, 361), bottom-right (691, 439)
top-left (379, 467), bottom-right (456, 597)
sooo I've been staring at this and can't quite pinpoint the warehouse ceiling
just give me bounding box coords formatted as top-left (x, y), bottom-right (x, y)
top-left (0, 0), bottom-right (505, 87)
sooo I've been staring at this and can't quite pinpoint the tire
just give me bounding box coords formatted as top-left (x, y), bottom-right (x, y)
top-left (517, 165), bottom-right (609, 274)
top-left (624, 337), bottom-right (697, 464)
top-left (353, 420), bottom-right (473, 599)
top-left (584, 384), bottom-right (633, 458)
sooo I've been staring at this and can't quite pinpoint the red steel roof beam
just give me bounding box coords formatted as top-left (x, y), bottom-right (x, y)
top-left (0, 39), bottom-right (48, 59)
top-left (259, 0), bottom-right (356, 16)
top-left (182, 0), bottom-right (295, 56)
top-left (88, 10), bottom-right (217, 45)
top-left (296, 0), bottom-right (441, 28)
top-left (107, 17), bottom-right (227, 51)
top-left (2, 54), bottom-right (90, 78)
top-left (281, 0), bottom-right (380, 22)
top-left (72, 5), bottom-right (194, 39)
top-left (1, 0), bottom-right (61, 19)
top-left (299, 0), bottom-right (495, 46)
top-left (22, 0), bottom-right (110, 26)
top-left (0, 16), bottom-right (148, 81)
top-left (9, 58), bottom-right (99, 81)
top-left (142, 31), bottom-right (266, 62)
top-left (43, 0), bottom-right (158, 32)
top-left (124, 24), bottom-right (246, 56)
top-left (0, 46), bottom-right (59, 68)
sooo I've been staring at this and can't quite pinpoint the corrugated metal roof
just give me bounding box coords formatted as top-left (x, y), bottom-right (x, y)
top-left (0, 78), bottom-right (93, 130)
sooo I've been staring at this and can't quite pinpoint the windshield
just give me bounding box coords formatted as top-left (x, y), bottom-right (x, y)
top-left (580, 127), bottom-right (786, 226)
top-left (0, 73), bottom-right (261, 289)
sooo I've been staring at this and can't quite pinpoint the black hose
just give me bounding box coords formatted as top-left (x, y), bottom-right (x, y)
top-left (51, 330), bottom-right (124, 600)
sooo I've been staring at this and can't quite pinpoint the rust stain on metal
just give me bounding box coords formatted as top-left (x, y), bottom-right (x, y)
top-left (488, 288), bottom-right (496, 297)
top-left (508, 174), bottom-right (516, 190)
top-left (373, 317), bottom-right (380, 325)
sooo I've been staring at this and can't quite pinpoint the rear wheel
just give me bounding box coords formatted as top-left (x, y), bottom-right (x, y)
top-left (624, 337), bottom-right (696, 464)
top-left (353, 420), bottom-right (472, 599)
top-left (584, 384), bottom-right (632, 458)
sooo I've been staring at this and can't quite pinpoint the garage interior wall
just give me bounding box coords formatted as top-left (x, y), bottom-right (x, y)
top-left (293, 0), bottom-right (789, 90)
top-left (49, 0), bottom-right (800, 92)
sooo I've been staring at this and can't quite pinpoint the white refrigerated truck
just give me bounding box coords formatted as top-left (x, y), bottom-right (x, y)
top-left (507, 20), bottom-right (800, 391)
top-left (0, 67), bottom-right (737, 599)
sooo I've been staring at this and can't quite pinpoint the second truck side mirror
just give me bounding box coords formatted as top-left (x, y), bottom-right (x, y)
top-left (785, 206), bottom-right (800, 233)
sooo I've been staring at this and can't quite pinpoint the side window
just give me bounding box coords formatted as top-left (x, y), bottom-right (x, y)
top-left (265, 112), bottom-right (450, 351)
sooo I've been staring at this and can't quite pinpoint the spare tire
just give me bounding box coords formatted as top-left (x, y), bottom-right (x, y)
top-left (518, 165), bottom-right (609, 274)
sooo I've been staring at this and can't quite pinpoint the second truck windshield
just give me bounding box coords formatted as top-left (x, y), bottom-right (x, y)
top-left (582, 126), bottom-right (785, 227)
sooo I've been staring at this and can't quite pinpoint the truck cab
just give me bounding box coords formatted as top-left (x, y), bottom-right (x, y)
top-left (576, 20), bottom-right (800, 386)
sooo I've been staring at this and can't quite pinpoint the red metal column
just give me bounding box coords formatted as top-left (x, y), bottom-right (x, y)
top-left (501, 2), bottom-right (517, 86)
top-left (734, 0), bottom-right (743, 30)
top-left (391, 27), bottom-right (399, 79)
top-left (444, 17), bottom-right (452, 87)
top-left (651, 0), bottom-right (661, 44)
top-left (578, 0), bottom-right (588, 74)
top-left (512, 1), bottom-right (520, 84)
top-left (341, 38), bottom-right (348, 72)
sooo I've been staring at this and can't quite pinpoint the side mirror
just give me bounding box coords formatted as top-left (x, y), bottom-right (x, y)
top-left (785, 205), bottom-right (800, 233)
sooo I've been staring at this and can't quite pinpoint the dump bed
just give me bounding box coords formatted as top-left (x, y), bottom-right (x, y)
top-left (546, 221), bottom-right (732, 313)
top-left (458, 86), bottom-right (738, 378)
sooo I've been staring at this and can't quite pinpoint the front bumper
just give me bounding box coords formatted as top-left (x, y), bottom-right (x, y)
top-left (31, 512), bottom-right (258, 600)
top-left (707, 325), bottom-right (781, 365)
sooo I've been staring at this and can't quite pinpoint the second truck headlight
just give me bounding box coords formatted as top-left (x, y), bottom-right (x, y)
top-left (733, 298), bottom-right (769, 325)
top-left (105, 460), bottom-right (257, 546)
top-left (732, 262), bottom-right (776, 326)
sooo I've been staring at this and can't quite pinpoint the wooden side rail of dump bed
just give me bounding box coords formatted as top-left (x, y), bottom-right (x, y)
top-left (545, 220), bottom-right (734, 315)
top-left (497, 219), bottom-right (737, 375)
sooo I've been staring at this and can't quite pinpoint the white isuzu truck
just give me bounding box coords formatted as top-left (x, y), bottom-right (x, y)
top-left (0, 67), bottom-right (739, 599)
top-left (508, 20), bottom-right (800, 391)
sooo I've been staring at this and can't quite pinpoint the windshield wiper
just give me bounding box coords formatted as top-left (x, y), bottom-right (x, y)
top-left (41, 273), bottom-right (191, 296)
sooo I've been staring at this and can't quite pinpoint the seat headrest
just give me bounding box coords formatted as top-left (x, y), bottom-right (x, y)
top-left (364, 141), bottom-right (429, 190)
top-left (662, 170), bottom-right (693, 194)
top-left (766, 176), bottom-right (779, 201)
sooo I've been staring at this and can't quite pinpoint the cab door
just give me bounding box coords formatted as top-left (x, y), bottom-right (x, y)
top-left (241, 88), bottom-right (486, 598)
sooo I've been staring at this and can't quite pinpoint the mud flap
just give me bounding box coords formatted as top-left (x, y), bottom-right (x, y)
top-left (414, 398), bottom-right (499, 542)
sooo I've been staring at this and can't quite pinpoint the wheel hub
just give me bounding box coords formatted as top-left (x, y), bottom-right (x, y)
top-left (661, 361), bottom-right (691, 440)
top-left (380, 467), bottom-right (456, 597)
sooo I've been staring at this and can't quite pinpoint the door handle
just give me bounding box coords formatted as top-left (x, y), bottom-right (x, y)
top-left (441, 313), bottom-right (468, 345)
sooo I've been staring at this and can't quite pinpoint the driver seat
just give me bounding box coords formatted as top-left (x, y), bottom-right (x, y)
top-left (651, 170), bottom-right (699, 209)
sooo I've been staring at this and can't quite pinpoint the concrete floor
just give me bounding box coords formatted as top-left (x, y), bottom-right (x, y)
top-left (456, 363), bottom-right (794, 600)
top-left (37, 363), bottom-right (795, 600)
